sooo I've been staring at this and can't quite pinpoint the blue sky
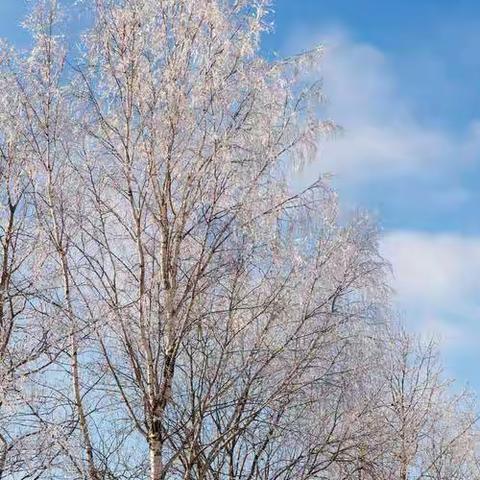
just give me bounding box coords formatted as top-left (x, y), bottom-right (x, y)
top-left (1, 1), bottom-right (479, 389)
top-left (268, 0), bottom-right (480, 389)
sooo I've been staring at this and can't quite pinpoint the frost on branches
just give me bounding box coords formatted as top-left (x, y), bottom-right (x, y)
top-left (0, 1), bottom-right (478, 479)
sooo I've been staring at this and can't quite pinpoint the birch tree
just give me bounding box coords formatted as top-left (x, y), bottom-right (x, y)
top-left (0, 1), bottom-right (478, 479)
top-left (0, 36), bottom-right (65, 479)
top-left (68, 1), bottom-right (390, 478)
top-left (340, 328), bottom-right (480, 480)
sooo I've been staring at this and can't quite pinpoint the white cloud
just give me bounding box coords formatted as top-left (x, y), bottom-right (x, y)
top-left (290, 28), bottom-right (480, 362)
top-left (382, 231), bottom-right (480, 303)
top-left (421, 316), bottom-right (472, 350)
top-left (381, 231), bottom-right (480, 349)
top-left (301, 29), bottom-right (480, 183)
top-left (287, 26), bottom-right (480, 384)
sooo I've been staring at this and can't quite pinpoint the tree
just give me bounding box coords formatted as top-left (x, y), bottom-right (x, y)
top-left (338, 327), bottom-right (480, 480)
top-left (0, 1), bottom-right (477, 479)
top-left (72, 1), bottom-right (390, 478)
top-left (0, 37), bottom-right (68, 478)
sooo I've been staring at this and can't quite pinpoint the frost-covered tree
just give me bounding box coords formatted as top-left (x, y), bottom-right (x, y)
top-left (0, 1), bottom-right (478, 479)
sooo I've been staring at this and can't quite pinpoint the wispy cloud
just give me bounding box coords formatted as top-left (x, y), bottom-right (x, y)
top-left (381, 231), bottom-right (480, 350)
top-left (297, 28), bottom-right (480, 184)
top-left (291, 27), bottom-right (480, 375)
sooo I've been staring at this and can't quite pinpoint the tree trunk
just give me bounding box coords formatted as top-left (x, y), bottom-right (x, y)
top-left (149, 436), bottom-right (163, 480)
top-left (0, 434), bottom-right (7, 480)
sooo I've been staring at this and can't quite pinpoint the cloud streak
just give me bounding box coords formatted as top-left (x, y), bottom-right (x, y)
top-left (381, 231), bottom-right (480, 350)
top-left (290, 26), bottom-right (480, 382)
top-left (308, 29), bottom-right (480, 184)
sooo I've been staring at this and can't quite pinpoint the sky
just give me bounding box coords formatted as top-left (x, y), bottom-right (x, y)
top-left (1, 1), bottom-right (479, 389)
top-left (267, 0), bottom-right (480, 390)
